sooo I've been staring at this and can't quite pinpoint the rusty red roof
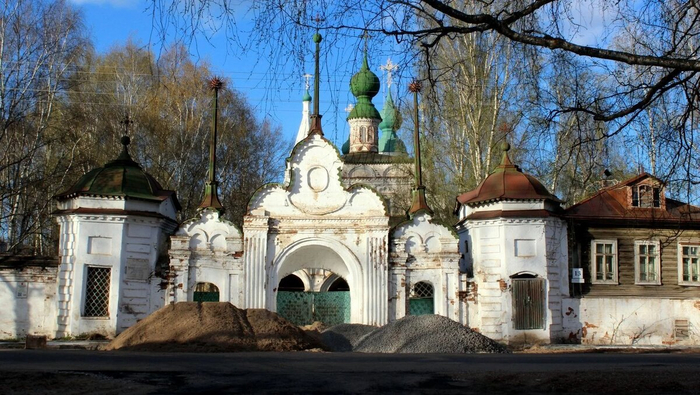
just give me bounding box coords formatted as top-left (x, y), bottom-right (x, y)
top-left (564, 173), bottom-right (700, 222)
top-left (456, 143), bottom-right (561, 206)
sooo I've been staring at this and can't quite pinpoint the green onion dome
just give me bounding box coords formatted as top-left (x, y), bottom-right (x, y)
top-left (348, 54), bottom-right (382, 120)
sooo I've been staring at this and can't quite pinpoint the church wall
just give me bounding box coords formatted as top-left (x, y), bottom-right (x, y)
top-left (0, 264), bottom-right (58, 339)
top-left (464, 217), bottom-right (568, 344)
top-left (342, 162), bottom-right (413, 217)
top-left (55, 212), bottom-right (173, 338)
top-left (168, 210), bottom-right (245, 306)
top-left (389, 213), bottom-right (462, 323)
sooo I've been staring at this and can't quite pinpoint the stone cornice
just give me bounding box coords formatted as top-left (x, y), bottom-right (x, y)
top-left (465, 217), bottom-right (562, 228)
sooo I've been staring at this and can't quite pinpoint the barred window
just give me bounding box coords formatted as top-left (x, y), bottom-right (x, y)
top-left (83, 266), bottom-right (110, 317)
top-left (411, 281), bottom-right (434, 298)
top-left (409, 281), bottom-right (434, 316)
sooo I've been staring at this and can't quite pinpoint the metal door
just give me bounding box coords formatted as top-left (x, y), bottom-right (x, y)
top-left (276, 291), bottom-right (350, 326)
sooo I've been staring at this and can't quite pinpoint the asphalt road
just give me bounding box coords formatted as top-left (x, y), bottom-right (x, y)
top-left (2, 349), bottom-right (700, 394)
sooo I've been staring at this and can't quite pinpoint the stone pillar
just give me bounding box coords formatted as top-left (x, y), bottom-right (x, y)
top-left (364, 235), bottom-right (388, 325)
top-left (243, 213), bottom-right (268, 309)
top-left (55, 215), bottom-right (78, 338)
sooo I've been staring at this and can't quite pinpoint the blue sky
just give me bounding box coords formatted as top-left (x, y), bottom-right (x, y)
top-left (69, 0), bottom-right (371, 147)
top-left (70, 0), bottom-right (614, 148)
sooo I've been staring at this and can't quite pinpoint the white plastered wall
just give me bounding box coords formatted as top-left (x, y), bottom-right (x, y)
top-left (0, 265), bottom-right (58, 339)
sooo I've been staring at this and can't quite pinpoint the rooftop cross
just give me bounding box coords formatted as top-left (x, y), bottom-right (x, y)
top-left (303, 73), bottom-right (312, 90)
top-left (120, 115), bottom-right (132, 135)
top-left (344, 103), bottom-right (354, 113)
top-left (379, 58), bottom-right (398, 89)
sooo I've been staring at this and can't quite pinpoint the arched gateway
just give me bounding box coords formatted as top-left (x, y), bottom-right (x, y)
top-left (271, 240), bottom-right (361, 325)
top-left (243, 130), bottom-right (390, 326)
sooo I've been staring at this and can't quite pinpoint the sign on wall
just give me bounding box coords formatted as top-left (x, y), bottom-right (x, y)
top-left (571, 268), bottom-right (584, 284)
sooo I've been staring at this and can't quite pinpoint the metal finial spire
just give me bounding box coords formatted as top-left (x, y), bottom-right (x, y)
top-left (361, 31), bottom-right (371, 54)
top-left (309, 28), bottom-right (324, 135)
top-left (303, 73), bottom-right (312, 91)
top-left (407, 80), bottom-right (432, 216)
top-left (199, 77), bottom-right (224, 212)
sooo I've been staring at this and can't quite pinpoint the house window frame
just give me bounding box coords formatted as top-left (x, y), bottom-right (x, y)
top-left (631, 185), bottom-right (661, 208)
top-left (590, 239), bottom-right (618, 284)
top-left (635, 240), bottom-right (661, 285)
top-left (82, 265), bottom-right (111, 318)
top-left (678, 243), bottom-right (700, 286)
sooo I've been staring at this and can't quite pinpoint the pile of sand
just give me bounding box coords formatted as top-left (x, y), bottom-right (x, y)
top-left (103, 302), bottom-right (325, 352)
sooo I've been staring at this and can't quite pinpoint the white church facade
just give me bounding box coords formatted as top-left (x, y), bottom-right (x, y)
top-left (2, 35), bottom-right (700, 346)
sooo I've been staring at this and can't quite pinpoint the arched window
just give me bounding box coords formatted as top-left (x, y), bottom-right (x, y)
top-left (409, 281), bottom-right (434, 315)
top-left (359, 126), bottom-right (367, 143)
top-left (328, 277), bottom-right (349, 292)
top-left (278, 274), bottom-right (305, 292)
top-left (193, 282), bottom-right (220, 302)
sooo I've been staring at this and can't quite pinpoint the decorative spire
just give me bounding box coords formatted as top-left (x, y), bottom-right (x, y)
top-left (309, 30), bottom-right (324, 135)
top-left (199, 77), bottom-right (224, 212)
top-left (112, 135), bottom-right (138, 165)
top-left (295, 74), bottom-right (313, 145)
top-left (407, 80), bottom-right (432, 216)
top-left (492, 141), bottom-right (518, 173)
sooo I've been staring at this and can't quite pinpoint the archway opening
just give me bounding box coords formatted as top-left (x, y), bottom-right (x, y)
top-left (276, 269), bottom-right (351, 327)
top-left (409, 281), bottom-right (434, 315)
top-left (278, 274), bottom-right (305, 292)
top-left (328, 277), bottom-right (349, 292)
top-left (193, 282), bottom-right (220, 302)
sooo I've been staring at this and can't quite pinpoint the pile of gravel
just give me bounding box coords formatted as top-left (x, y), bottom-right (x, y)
top-left (353, 315), bottom-right (509, 354)
top-left (321, 324), bottom-right (378, 352)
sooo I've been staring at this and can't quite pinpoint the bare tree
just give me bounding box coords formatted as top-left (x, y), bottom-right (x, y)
top-left (0, 0), bottom-right (87, 252)
top-left (61, 42), bottom-right (287, 227)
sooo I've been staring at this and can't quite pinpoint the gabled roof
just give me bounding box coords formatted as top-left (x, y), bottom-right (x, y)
top-left (564, 172), bottom-right (700, 222)
top-left (456, 143), bottom-right (561, 206)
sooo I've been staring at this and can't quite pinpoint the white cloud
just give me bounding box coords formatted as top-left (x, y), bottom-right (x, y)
top-left (561, 0), bottom-right (621, 47)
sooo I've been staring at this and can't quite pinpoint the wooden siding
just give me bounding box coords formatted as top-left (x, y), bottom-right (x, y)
top-left (571, 226), bottom-right (700, 298)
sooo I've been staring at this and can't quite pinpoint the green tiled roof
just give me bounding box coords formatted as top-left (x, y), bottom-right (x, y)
top-left (56, 137), bottom-right (179, 208)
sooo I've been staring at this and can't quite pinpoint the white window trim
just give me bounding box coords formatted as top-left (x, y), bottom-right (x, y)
top-left (635, 240), bottom-right (661, 285)
top-left (678, 243), bottom-right (700, 286)
top-left (591, 239), bottom-right (618, 284)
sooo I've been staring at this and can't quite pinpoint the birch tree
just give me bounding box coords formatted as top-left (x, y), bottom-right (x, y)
top-left (0, 0), bottom-right (86, 252)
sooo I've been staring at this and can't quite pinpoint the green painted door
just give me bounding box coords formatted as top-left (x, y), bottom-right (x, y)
top-left (409, 297), bottom-right (434, 315)
top-left (314, 291), bottom-right (350, 326)
top-left (193, 291), bottom-right (220, 302)
top-left (276, 291), bottom-right (350, 326)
